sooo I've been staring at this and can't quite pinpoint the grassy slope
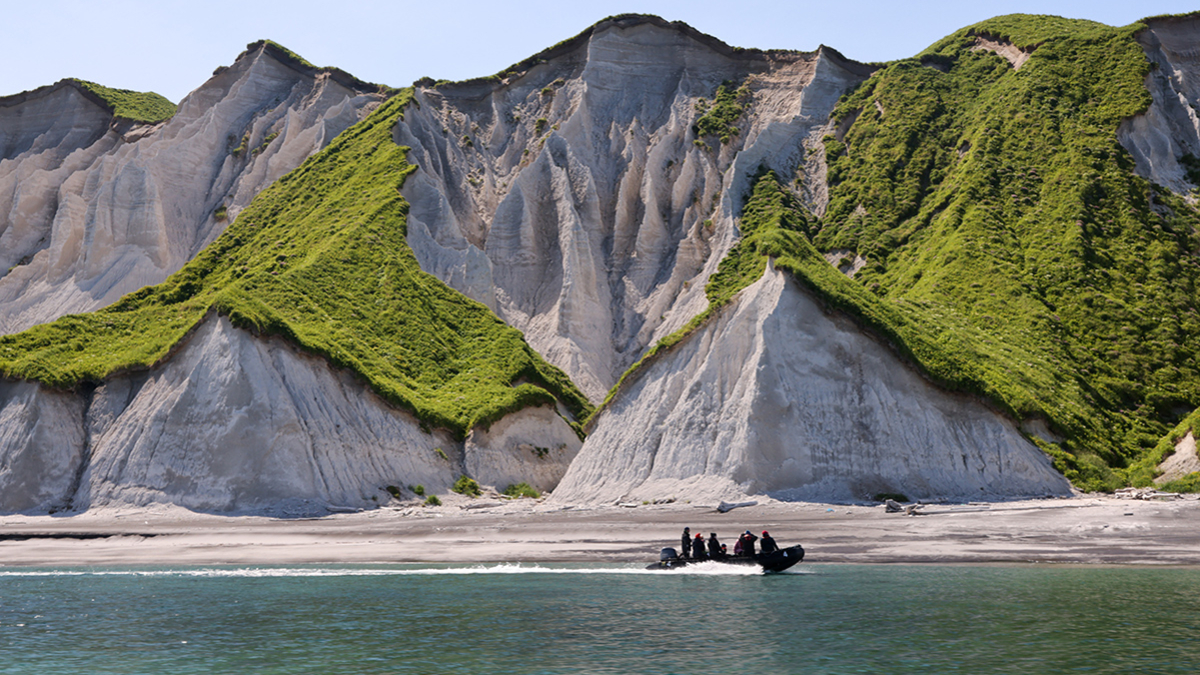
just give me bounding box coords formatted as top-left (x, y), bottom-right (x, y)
top-left (598, 15), bottom-right (1200, 491)
top-left (814, 15), bottom-right (1200, 489)
top-left (0, 90), bottom-right (591, 439)
top-left (71, 80), bottom-right (176, 123)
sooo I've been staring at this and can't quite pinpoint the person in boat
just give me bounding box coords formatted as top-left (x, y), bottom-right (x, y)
top-left (760, 530), bottom-right (778, 554)
top-left (707, 532), bottom-right (722, 558)
top-left (737, 530), bottom-right (758, 557)
top-left (680, 527), bottom-right (691, 558)
top-left (692, 533), bottom-right (707, 560)
top-left (720, 543), bottom-right (728, 556)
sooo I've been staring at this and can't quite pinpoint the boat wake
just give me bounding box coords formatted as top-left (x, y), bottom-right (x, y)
top-left (0, 563), bottom-right (811, 578)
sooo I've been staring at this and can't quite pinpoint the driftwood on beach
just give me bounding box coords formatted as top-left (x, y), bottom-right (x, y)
top-left (718, 500), bottom-right (758, 513)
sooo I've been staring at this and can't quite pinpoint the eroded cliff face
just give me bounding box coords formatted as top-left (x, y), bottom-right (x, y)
top-left (0, 17), bottom-right (1109, 512)
top-left (0, 316), bottom-right (581, 515)
top-left (0, 45), bottom-right (384, 335)
top-left (1119, 16), bottom-right (1200, 194)
top-left (398, 17), bottom-right (872, 401)
top-left (552, 266), bottom-right (1073, 504)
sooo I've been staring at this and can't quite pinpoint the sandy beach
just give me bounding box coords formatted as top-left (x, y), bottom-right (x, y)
top-left (1, 495), bottom-right (1198, 568)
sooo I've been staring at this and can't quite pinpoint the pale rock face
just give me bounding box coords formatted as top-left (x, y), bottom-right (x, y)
top-left (1118, 16), bottom-right (1200, 194)
top-left (0, 83), bottom-right (111, 162)
top-left (552, 266), bottom-right (1073, 504)
top-left (1155, 432), bottom-right (1199, 485)
top-left (0, 47), bottom-right (384, 335)
top-left (0, 316), bottom-right (582, 515)
top-left (398, 18), bottom-right (873, 401)
top-left (464, 406), bottom-right (582, 495)
top-left (0, 380), bottom-right (86, 513)
top-left (72, 315), bottom-right (466, 513)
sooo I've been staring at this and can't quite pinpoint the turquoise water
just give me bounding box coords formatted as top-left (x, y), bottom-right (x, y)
top-left (1, 563), bottom-right (1197, 674)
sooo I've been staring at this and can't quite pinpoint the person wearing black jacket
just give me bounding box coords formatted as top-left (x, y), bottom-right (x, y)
top-left (760, 530), bottom-right (778, 554)
top-left (692, 533), bottom-right (707, 560)
top-left (707, 533), bottom-right (722, 558)
top-left (738, 530), bottom-right (758, 557)
top-left (680, 527), bottom-right (691, 558)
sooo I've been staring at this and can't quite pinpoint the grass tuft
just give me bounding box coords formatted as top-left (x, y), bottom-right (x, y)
top-left (71, 80), bottom-right (175, 123)
top-left (502, 482), bottom-right (540, 499)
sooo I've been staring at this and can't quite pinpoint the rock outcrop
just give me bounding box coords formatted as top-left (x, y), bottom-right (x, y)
top-left (552, 265), bottom-right (1073, 504)
top-left (1156, 432), bottom-right (1199, 484)
top-left (0, 43), bottom-right (385, 335)
top-left (398, 15), bottom-right (874, 401)
top-left (1119, 15), bottom-right (1200, 194)
top-left (0, 315), bottom-right (581, 514)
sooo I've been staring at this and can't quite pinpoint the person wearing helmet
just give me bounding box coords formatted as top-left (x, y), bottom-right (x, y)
top-left (707, 532), bottom-right (722, 558)
top-left (680, 527), bottom-right (691, 559)
top-left (737, 530), bottom-right (758, 557)
top-left (760, 530), bottom-right (779, 554)
top-left (692, 533), bottom-right (707, 560)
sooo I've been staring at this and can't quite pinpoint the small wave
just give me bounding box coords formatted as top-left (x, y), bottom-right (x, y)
top-left (0, 562), bottom-right (806, 578)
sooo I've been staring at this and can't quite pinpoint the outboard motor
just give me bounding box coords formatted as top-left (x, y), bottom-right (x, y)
top-left (660, 547), bottom-right (677, 561)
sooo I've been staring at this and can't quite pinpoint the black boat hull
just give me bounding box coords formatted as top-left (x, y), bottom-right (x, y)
top-left (645, 545), bottom-right (805, 573)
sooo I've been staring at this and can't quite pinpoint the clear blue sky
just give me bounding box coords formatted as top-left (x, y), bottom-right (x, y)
top-left (3, 0), bottom-right (1197, 103)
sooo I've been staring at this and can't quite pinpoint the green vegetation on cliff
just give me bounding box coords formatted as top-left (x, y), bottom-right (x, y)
top-left (0, 90), bottom-right (591, 439)
top-left (71, 80), bottom-right (176, 123)
top-left (807, 15), bottom-right (1200, 488)
top-left (591, 171), bottom-right (811, 420)
top-left (1128, 407), bottom-right (1200, 490)
top-left (813, 15), bottom-right (1200, 489)
top-left (694, 81), bottom-right (752, 144)
top-left (601, 15), bottom-right (1200, 490)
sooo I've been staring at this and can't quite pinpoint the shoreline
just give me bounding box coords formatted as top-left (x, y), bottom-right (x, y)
top-left (1, 496), bottom-right (1198, 568)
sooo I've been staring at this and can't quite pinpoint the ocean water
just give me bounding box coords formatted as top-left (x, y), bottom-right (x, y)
top-left (1, 563), bottom-right (1197, 674)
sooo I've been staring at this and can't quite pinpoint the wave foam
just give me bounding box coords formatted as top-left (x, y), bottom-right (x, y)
top-left (0, 562), bottom-right (807, 578)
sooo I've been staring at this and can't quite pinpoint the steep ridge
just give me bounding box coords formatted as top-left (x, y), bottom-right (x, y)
top-left (0, 41), bottom-right (386, 334)
top-left (553, 264), bottom-right (1071, 504)
top-left (805, 15), bottom-right (1200, 491)
top-left (555, 171), bottom-right (1075, 503)
top-left (0, 87), bottom-right (589, 514)
top-left (1117, 14), bottom-right (1200, 477)
top-left (1120, 14), bottom-right (1200, 194)
top-left (563, 14), bottom-right (1200, 501)
top-left (397, 15), bottom-right (874, 401)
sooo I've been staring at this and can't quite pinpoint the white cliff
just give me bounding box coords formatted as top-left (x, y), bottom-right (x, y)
top-left (0, 380), bottom-right (86, 513)
top-left (0, 43), bottom-right (385, 334)
top-left (552, 265), bottom-right (1073, 504)
top-left (397, 16), bottom-right (873, 401)
top-left (1119, 15), bottom-right (1200, 193)
top-left (0, 18), bottom-right (1086, 513)
top-left (0, 315), bottom-right (581, 515)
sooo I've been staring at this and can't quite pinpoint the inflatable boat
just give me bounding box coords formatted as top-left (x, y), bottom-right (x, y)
top-left (645, 544), bottom-right (805, 572)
